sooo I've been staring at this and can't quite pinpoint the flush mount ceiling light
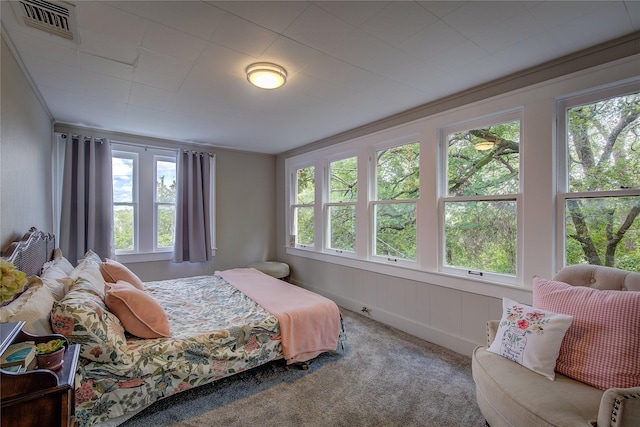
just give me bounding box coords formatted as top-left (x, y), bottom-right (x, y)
top-left (473, 140), bottom-right (495, 151)
top-left (246, 62), bottom-right (287, 89)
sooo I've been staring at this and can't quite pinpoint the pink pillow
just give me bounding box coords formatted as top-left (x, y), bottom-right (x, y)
top-left (104, 281), bottom-right (170, 339)
top-left (533, 276), bottom-right (640, 390)
top-left (100, 259), bottom-right (145, 290)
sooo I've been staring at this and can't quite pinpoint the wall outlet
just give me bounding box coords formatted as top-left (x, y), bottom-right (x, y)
top-left (289, 234), bottom-right (296, 247)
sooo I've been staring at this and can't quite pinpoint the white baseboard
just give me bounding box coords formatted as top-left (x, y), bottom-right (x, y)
top-left (296, 280), bottom-right (479, 357)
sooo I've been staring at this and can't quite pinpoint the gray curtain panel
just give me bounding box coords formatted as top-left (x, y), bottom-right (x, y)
top-left (59, 135), bottom-right (114, 263)
top-left (172, 150), bottom-right (212, 263)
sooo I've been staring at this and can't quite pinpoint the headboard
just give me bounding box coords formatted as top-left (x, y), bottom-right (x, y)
top-left (1, 227), bottom-right (55, 276)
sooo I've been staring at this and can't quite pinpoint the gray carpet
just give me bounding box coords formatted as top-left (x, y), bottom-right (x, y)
top-left (122, 308), bottom-right (485, 427)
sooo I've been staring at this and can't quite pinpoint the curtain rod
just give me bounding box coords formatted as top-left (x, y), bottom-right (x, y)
top-left (58, 133), bottom-right (106, 144)
top-left (110, 140), bottom-right (179, 154)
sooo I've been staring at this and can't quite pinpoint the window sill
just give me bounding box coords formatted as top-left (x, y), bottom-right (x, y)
top-left (114, 251), bottom-right (173, 264)
top-left (285, 247), bottom-right (532, 301)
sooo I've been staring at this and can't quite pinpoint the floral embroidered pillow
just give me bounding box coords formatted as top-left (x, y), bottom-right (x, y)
top-left (487, 297), bottom-right (572, 380)
top-left (51, 278), bottom-right (128, 363)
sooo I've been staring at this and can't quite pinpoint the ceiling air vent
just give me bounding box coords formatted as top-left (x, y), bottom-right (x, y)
top-left (10, 0), bottom-right (79, 43)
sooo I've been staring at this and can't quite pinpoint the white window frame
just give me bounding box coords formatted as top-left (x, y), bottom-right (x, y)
top-left (438, 110), bottom-right (523, 284)
top-left (153, 154), bottom-right (177, 251)
top-left (112, 150), bottom-right (139, 254)
top-left (369, 136), bottom-right (421, 267)
top-left (111, 142), bottom-right (178, 263)
top-left (325, 152), bottom-right (359, 256)
top-left (555, 80), bottom-right (640, 269)
top-left (289, 163), bottom-right (318, 250)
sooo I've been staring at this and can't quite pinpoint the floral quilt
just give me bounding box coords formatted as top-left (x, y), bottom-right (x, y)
top-left (74, 275), bottom-right (283, 427)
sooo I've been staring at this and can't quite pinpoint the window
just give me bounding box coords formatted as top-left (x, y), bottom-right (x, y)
top-left (327, 156), bottom-right (357, 253)
top-left (292, 166), bottom-right (315, 247)
top-left (441, 115), bottom-right (521, 276)
top-left (558, 87), bottom-right (640, 271)
top-left (373, 142), bottom-right (419, 261)
top-left (112, 143), bottom-right (177, 261)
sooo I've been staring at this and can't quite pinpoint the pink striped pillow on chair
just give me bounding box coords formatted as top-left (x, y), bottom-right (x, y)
top-left (533, 276), bottom-right (640, 390)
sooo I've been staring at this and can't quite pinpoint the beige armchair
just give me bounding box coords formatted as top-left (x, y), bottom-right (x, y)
top-left (472, 264), bottom-right (640, 427)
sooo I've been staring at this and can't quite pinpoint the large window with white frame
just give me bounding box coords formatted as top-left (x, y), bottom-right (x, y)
top-left (112, 143), bottom-right (177, 261)
top-left (440, 112), bottom-right (521, 278)
top-left (326, 155), bottom-right (358, 254)
top-left (372, 141), bottom-right (420, 262)
top-left (291, 165), bottom-right (316, 248)
top-left (557, 84), bottom-right (640, 271)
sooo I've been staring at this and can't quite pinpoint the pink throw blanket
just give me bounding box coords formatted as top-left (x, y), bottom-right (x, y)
top-left (216, 268), bottom-right (341, 364)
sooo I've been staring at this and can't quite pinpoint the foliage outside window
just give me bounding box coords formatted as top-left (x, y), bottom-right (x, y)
top-left (327, 157), bottom-right (357, 252)
top-left (293, 166), bottom-right (315, 246)
top-left (112, 152), bottom-right (137, 251)
top-left (443, 118), bottom-right (520, 275)
top-left (373, 143), bottom-right (419, 261)
top-left (112, 144), bottom-right (177, 256)
top-left (561, 91), bottom-right (640, 271)
top-left (155, 158), bottom-right (177, 249)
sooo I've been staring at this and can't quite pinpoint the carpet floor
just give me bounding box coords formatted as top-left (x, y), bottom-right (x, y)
top-left (122, 308), bottom-right (485, 427)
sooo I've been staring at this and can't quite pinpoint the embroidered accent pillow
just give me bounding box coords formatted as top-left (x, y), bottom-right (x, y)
top-left (487, 297), bottom-right (572, 380)
top-left (533, 276), bottom-right (640, 390)
top-left (105, 281), bottom-right (170, 339)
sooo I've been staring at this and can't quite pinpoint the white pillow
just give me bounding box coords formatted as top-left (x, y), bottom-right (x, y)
top-left (69, 258), bottom-right (107, 297)
top-left (41, 249), bottom-right (75, 277)
top-left (0, 277), bottom-right (55, 335)
top-left (487, 297), bottom-right (572, 380)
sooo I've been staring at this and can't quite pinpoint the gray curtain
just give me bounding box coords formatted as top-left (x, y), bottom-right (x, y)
top-left (172, 150), bottom-right (213, 263)
top-left (59, 135), bottom-right (114, 263)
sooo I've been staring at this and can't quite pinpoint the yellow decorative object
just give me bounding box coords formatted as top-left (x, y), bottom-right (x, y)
top-left (0, 259), bottom-right (28, 303)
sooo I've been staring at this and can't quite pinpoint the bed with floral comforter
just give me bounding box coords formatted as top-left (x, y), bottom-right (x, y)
top-left (71, 275), bottom-right (290, 426)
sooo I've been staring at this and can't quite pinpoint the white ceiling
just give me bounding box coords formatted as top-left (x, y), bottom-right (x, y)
top-left (2, 1), bottom-right (639, 154)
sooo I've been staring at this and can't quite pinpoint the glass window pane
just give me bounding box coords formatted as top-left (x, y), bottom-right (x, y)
top-left (567, 93), bottom-right (640, 192)
top-left (377, 143), bottom-right (420, 200)
top-left (295, 206), bottom-right (314, 245)
top-left (329, 205), bottom-right (355, 252)
top-left (447, 120), bottom-right (520, 196)
top-left (330, 157), bottom-right (357, 202)
top-left (565, 196), bottom-right (640, 271)
top-left (296, 166), bottom-right (315, 204)
top-left (114, 205), bottom-right (134, 251)
top-left (112, 157), bottom-right (134, 203)
top-left (156, 160), bottom-right (176, 203)
top-left (157, 205), bottom-right (175, 248)
top-left (374, 203), bottom-right (416, 260)
top-left (444, 200), bottom-right (517, 274)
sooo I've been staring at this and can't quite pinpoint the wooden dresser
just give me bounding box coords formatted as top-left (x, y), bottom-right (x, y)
top-left (1, 321), bottom-right (80, 427)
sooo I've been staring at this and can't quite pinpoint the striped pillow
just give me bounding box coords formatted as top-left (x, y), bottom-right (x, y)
top-left (533, 276), bottom-right (640, 390)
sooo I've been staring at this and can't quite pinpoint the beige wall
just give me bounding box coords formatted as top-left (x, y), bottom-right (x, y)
top-left (126, 148), bottom-right (277, 281)
top-left (2, 31), bottom-right (277, 281)
top-left (0, 34), bottom-right (53, 249)
top-left (276, 53), bottom-right (640, 356)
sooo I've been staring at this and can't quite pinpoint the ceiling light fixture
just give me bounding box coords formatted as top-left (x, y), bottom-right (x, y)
top-left (246, 62), bottom-right (287, 89)
top-left (473, 141), bottom-right (495, 151)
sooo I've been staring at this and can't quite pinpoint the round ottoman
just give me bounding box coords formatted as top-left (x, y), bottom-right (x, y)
top-left (248, 261), bottom-right (291, 282)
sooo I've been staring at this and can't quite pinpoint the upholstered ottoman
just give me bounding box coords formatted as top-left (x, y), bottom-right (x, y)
top-left (248, 261), bottom-right (290, 282)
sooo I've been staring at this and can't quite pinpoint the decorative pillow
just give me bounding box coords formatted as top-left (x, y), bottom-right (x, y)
top-left (0, 277), bottom-right (55, 335)
top-left (51, 278), bottom-right (127, 363)
top-left (83, 249), bottom-right (103, 265)
top-left (39, 276), bottom-right (67, 301)
top-left (41, 248), bottom-right (75, 276)
top-left (100, 259), bottom-right (145, 290)
top-left (487, 297), bottom-right (572, 380)
top-left (104, 281), bottom-right (170, 339)
top-left (533, 276), bottom-right (640, 390)
top-left (69, 257), bottom-right (107, 296)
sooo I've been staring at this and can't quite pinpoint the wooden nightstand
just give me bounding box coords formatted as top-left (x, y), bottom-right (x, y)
top-left (1, 322), bottom-right (80, 427)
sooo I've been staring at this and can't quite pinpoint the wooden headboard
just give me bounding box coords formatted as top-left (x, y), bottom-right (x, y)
top-left (1, 227), bottom-right (55, 276)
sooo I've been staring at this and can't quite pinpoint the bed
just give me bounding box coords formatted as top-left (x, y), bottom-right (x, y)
top-left (0, 228), bottom-right (345, 426)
